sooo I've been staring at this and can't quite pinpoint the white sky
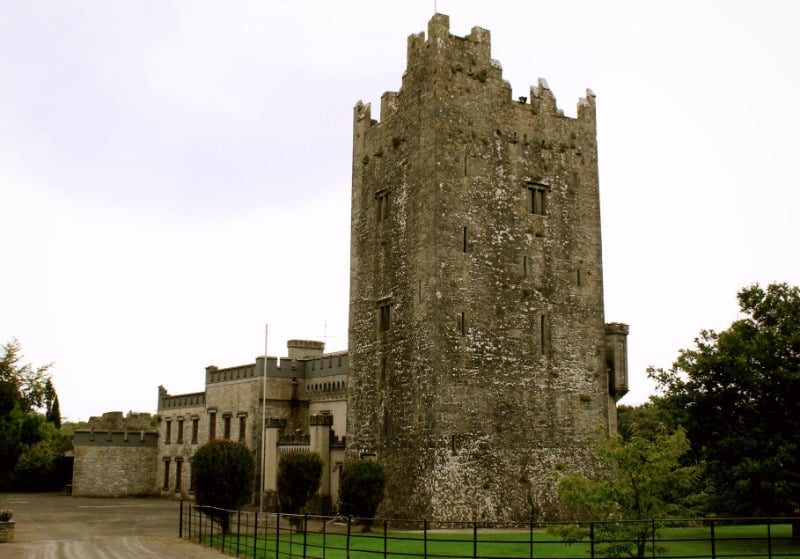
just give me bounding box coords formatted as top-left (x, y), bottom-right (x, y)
top-left (1, 0), bottom-right (798, 422)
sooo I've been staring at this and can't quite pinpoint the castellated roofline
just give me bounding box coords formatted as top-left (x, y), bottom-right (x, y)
top-left (354, 13), bottom-right (595, 126)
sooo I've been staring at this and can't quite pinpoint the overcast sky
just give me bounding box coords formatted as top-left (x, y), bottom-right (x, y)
top-left (1, 0), bottom-right (798, 422)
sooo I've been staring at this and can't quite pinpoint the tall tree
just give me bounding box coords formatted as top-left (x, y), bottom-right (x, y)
top-left (0, 339), bottom-right (54, 488)
top-left (44, 379), bottom-right (61, 428)
top-left (651, 283), bottom-right (800, 519)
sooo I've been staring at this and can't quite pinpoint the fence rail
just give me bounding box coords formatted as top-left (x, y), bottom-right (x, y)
top-left (178, 502), bottom-right (800, 559)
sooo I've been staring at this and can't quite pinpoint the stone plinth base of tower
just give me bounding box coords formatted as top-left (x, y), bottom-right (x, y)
top-left (374, 435), bottom-right (598, 523)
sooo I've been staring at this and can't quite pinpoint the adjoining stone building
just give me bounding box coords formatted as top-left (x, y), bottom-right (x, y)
top-left (156, 340), bottom-right (348, 512)
top-left (72, 412), bottom-right (159, 497)
top-left (347, 14), bottom-right (628, 522)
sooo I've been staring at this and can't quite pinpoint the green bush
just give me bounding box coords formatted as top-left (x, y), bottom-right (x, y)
top-left (277, 451), bottom-right (323, 520)
top-left (192, 440), bottom-right (255, 532)
top-left (338, 460), bottom-right (385, 530)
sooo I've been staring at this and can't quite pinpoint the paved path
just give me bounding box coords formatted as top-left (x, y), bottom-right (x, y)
top-left (0, 493), bottom-right (225, 558)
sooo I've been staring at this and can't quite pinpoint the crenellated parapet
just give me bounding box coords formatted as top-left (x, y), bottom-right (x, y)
top-left (356, 13), bottom-right (595, 130)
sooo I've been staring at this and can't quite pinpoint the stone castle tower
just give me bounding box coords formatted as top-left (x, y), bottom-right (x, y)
top-left (348, 14), bottom-right (628, 522)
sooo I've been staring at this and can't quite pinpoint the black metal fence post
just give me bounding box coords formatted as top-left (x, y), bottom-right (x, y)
top-left (179, 499), bottom-right (184, 538)
top-left (253, 512), bottom-right (259, 559)
top-left (236, 510), bottom-right (241, 557)
top-left (529, 519), bottom-right (534, 559)
top-left (346, 516), bottom-right (352, 559)
top-left (590, 522), bottom-right (595, 559)
top-left (767, 517), bottom-right (772, 559)
top-left (423, 519), bottom-right (428, 559)
top-left (276, 512), bottom-right (281, 559)
top-left (303, 514), bottom-right (308, 559)
top-left (383, 519), bottom-right (388, 559)
top-left (221, 509), bottom-right (226, 553)
top-left (473, 521), bottom-right (478, 559)
top-left (710, 518), bottom-right (716, 559)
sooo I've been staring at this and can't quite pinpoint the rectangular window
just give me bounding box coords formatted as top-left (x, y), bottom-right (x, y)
top-left (175, 459), bottom-right (183, 492)
top-left (463, 226), bottom-right (468, 252)
top-left (238, 416), bottom-right (246, 443)
top-left (379, 302), bottom-right (391, 332)
top-left (208, 412), bottom-right (217, 441)
top-left (223, 415), bottom-right (231, 440)
top-left (162, 459), bottom-right (170, 491)
top-left (191, 418), bottom-right (199, 444)
top-left (459, 312), bottom-right (466, 335)
top-left (376, 190), bottom-right (390, 221)
top-left (165, 420), bottom-right (172, 444)
top-left (176, 419), bottom-right (184, 444)
top-left (527, 182), bottom-right (549, 215)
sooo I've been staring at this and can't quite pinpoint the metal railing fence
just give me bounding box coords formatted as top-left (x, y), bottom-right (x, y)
top-left (179, 501), bottom-right (800, 559)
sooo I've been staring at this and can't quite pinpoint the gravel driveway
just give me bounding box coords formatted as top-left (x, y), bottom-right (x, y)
top-left (0, 493), bottom-right (225, 558)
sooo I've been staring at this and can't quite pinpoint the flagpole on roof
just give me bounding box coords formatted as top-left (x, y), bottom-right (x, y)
top-left (259, 323), bottom-right (269, 511)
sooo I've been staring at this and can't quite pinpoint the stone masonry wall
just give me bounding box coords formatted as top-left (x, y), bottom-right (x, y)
top-left (348, 14), bottom-right (621, 522)
top-left (73, 433), bottom-right (158, 497)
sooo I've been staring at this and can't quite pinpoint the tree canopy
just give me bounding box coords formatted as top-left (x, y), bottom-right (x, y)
top-left (651, 283), bottom-right (800, 517)
top-left (338, 459), bottom-right (385, 529)
top-left (0, 339), bottom-right (65, 490)
top-left (277, 451), bottom-right (323, 518)
top-left (558, 428), bottom-right (706, 558)
top-left (192, 440), bottom-right (255, 532)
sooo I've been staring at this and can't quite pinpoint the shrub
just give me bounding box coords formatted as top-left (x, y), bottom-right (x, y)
top-left (192, 440), bottom-right (255, 533)
top-left (338, 460), bottom-right (385, 530)
top-left (277, 451), bottom-right (323, 522)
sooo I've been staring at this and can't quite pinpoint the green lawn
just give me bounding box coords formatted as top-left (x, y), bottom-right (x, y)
top-left (201, 523), bottom-right (799, 559)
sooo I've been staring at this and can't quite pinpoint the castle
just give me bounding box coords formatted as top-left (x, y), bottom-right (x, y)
top-left (72, 14), bottom-right (627, 522)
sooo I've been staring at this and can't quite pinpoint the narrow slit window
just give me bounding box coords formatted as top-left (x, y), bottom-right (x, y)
top-left (165, 420), bottom-right (172, 444)
top-left (379, 302), bottom-right (391, 332)
top-left (376, 190), bottom-right (390, 221)
top-left (540, 314), bottom-right (551, 356)
top-left (463, 227), bottom-right (468, 252)
top-left (191, 418), bottom-right (199, 444)
top-left (176, 419), bottom-right (184, 444)
top-left (208, 412), bottom-right (216, 441)
top-left (459, 311), bottom-right (466, 335)
top-left (238, 416), bottom-right (246, 443)
top-left (223, 415), bottom-right (231, 440)
top-left (175, 460), bottom-right (183, 492)
top-left (162, 459), bottom-right (170, 491)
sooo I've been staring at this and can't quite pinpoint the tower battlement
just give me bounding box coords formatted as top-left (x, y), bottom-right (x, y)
top-left (357, 13), bottom-right (594, 128)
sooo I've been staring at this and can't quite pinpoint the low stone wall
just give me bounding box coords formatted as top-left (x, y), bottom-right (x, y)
top-left (73, 430), bottom-right (158, 497)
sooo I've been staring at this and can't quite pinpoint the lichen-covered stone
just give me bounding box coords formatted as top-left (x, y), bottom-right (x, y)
top-left (348, 14), bottom-right (627, 522)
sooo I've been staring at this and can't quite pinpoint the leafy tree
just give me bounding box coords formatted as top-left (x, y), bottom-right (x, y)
top-left (651, 283), bottom-right (800, 522)
top-left (0, 339), bottom-right (52, 412)
top-left (617, 403), bottom-right (677, 442)
top-left (277, 451), bottom-right (323, 523)
top-left (338, 459), bottom-right (385, 530)
top-left (557, 427), bottom-right (706, 558)
top-left (0, 340), bottom-right (55, 488)
top-left (192, 440), bottom-right (255, 532)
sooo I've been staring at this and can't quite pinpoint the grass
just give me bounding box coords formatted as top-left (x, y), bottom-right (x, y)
top-left (198, 523), bottom-right (799, 559)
